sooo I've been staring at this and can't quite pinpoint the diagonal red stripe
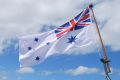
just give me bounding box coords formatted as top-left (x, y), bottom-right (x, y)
top-left (79, 14), bottom-right (90, 22)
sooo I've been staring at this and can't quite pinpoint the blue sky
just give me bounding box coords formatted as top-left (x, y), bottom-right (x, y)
top-left (0, 42), bottom-right (120, 80)
top-left (0, 0), bottom-right (120, 80)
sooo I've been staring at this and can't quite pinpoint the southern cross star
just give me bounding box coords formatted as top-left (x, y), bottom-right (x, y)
top-left (34, 37), bottom-right (39, 42)
top-left (28, 46), bottom-right (32, 50)
top-left (46, 42), bottom-right (50, 45)
top-left (67, 35), bottom-right (77, 44)
top-left (35, 56), bottom-right (40, 61)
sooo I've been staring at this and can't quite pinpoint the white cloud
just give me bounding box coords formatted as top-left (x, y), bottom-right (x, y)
top-left (0, 71), bottom-right (8, 80)
top-left (37, 66), bottom-right (99, 76)
top-left (17, 67), bottom-right (34, 74)
top-left (94, 0), bottom-right (120, 51)
top-left (0, 76), bottom-right (7, 80)
top-left (65, 66), bottom-right (99, 76)
top-left (0, 0), bottom-right (120, 54)
top-left (110, 68), bottom-right (120, 76)
top-left (38, 70), bottom-right (53, 76)
top-left (0, 40), bottom-right (5, 54)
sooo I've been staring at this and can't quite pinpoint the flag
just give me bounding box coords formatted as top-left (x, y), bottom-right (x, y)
top-left (19, 6), bottom-right (95, 67)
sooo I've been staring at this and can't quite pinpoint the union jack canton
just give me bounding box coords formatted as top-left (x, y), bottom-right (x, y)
top-left (54, 6), bottom-right (92, 38)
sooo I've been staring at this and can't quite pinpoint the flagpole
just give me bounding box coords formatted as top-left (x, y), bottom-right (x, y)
top-left (89, 4), bottom-right (111, 80)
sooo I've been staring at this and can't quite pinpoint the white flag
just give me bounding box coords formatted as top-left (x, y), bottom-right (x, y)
top-left (19, 6), bottom-right (96, 67)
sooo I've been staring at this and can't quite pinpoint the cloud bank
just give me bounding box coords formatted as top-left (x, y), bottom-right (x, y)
top-left (17, 67), bottom-right (34, 74)
top-left (37, 66), bottom-right (99, 76)
top-left (65, 66), bottom-right (99, 76)
top-left (0, 0), bottom-right (120, 54)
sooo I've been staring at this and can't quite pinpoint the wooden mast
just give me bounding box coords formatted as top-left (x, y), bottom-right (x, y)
top-left (89, 4), bottom-right (111, 80)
